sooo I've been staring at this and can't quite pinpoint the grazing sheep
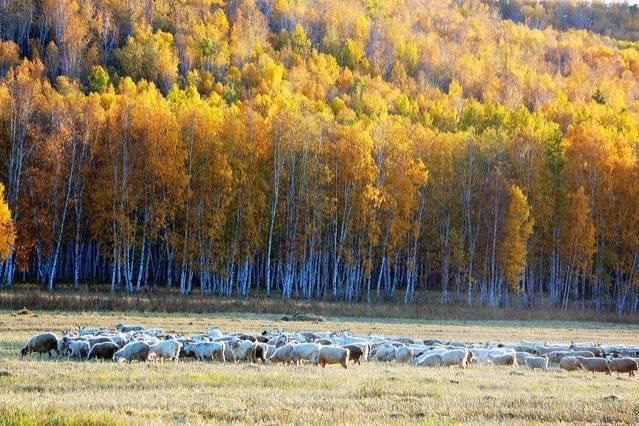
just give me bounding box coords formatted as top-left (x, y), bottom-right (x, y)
top-left (291, 343), bottom-right (321, 366)
top-left (535, 345), bottom-right (571, 356)
top-left (268, 344), bottom-right (295, 365)
top-left (207, 328), bottom-right (223, 339)
top-left (68, 340), bottom-right (90, 360)
top-left (342, 344), bottom-right (366, 365)
top-left (317, 339), bottom-right (333, 346)
top-left (525, 356), bottom-right (548, 371)
top-left (515, 352), bottom-right (532, 366)
top-left (147, 340), bottom-right (182, 363)
top-left (254, 335), bottom-right (269, 343)
top-left (184, 342), bottom-right (225, 362)
top-left (230, 340), bottom-right (257, 363)
top-left (223, 343), bottom-right (236, 362)
top-left (108, 334), bottom-right (128, 348)
top-left (395, 346), bottom-right (414, 363)
top-left (571, 345), bottom-right (604, 357)
top-left (115, 323), bottom-right (145, 333)
top-left (440, 349), bottom-right (471, 369)
top-left (488, 353), bottom-right (517, 367)
top-left (547, 350), bottom-right (594, 364)
top-left (374, 345), bottom-right (396, 362)
top-left (57, 336), bottom-right (72, 356)
top-left (113, 341), bottom-right (151, 363)
top-left (609, 357), bottom-right (638, 377)
top-left (559, 356), bottom-right (582, 371)
top-left (21, 333), bottom-right (59, 358)
top-left (88, 342), bottom-right (120, 360)
top-left (578, 356), bottom-right (610, 374)
top-left (254, 343), bottom-right (269, 363)
top-left (414, 353), bottom-right (443, 367)
top-left (87, 337), bottom-right (115, 348)
top-left (317, 346), bottom-right (349, 369)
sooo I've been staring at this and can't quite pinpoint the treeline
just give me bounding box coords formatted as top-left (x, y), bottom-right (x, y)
top-left (497, 0), bottom-right (639, 41)
top-left (1, 0), bottom-right (639, 313)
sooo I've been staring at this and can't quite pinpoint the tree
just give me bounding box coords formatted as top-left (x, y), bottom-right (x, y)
top-left (0, 183), bottom-right (15, 260)
top-left (498, 184), bottom-right (534, 293)
top-left (117, 24), bottom-right (179, 93)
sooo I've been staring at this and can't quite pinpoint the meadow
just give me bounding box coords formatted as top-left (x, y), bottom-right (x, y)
top-left (1, 310), bottom-right (639, 424)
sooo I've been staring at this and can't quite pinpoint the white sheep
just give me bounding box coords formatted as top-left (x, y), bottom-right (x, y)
top-left (524, 356), bottom-right (548, 371)
top-left (113, 341), bottom-right (151, 363)
top-left (147, 340), bottom-right (182, 363)
top-left (440, 349), bottom-right (471, 369)
top-left (316, 346), bottom-right (349, 369)
top-left (268, 344), bottom-right (295, 365)
top-left (184, 342), bottom-right (226, 362)
top-left (68, 340), bottom-right (90, 360)
top-left (291, 343), bottom-right (320, 365)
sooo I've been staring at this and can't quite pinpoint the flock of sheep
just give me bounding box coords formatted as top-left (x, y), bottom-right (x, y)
top-left (18, 323), bottom-right (639, 376)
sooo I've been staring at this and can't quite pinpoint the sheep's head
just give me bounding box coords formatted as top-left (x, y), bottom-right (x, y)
top-left (20, 346), bottom-right (28, 357)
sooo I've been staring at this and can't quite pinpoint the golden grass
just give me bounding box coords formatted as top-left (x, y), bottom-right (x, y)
top-left (1, 311), bottom-right (639, 424)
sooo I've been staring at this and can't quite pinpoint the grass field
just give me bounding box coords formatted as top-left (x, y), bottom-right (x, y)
top-left (1, 310), bottom-right (639, 424)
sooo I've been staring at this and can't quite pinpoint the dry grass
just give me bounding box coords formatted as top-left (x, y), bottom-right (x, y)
top-left (1, 311), bottom-right (639, 424)
top-left (1, 288), bottom-right (638, 324)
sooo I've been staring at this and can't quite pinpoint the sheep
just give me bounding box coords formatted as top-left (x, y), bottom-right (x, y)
top-left (515, 352), bottom-right (532, 366)
top-left (147, 340), bottom-right (182, 363)
top-left (559, 356), bottom-right (582, 371)
top-left (115, 323), bottom-right (145, 333)
top-left (88, 342), bottom-right (120, 360)
top-left (108, 334), bottom-right (128, 348)
top-left (207, 328), bottom-right (223, 339)
top-left (57, 336), bottom-right (73, 356)
top-left (414, 353), bottom-right (443, 367)
top-left (571, 344), bottom-right (604, 357)
top-left (68, 340), bottom-right (90, 360)
top-left (487, 353), bottom-right (518, 367)
top-left (534, 345), bottom-right (571, 356)
top-left (86, 337), bottom-right (115, 348)
top-left (317, 346), bottom-right (349, 369)
top-left (394, 346), bottom-right (414, 363)
top-left (609, 357), bottom-right (638, 377)
top-left (224, 343), bottom-right (236, 363)
top-left (230, 339), bottom-right (257, 363)
top-left (291, 343), bottom-right (321, 366)
top-left (183, 342), bottom-right (225, 362)
top-left (374, 345), bottom-right (396, 362)
top-left (547, 350), bottom-right (594, 364)
top-left (255, 342), bottom-right (269, 363)
top-left (21, 333), bottom-right (59, 358)
top-left (342, 344), bottom-right (366, 365)
top-left (578, 356), bottom-right (610, 375)
top-left (440, 349), bottom-right (471, 369)
top-left (469, 349), bottom-right (502, 365)
top-left (268, 344), bottom-right (296, 365)
top-left (525, 356), bottom-right (548, 371)
top-left (113, 341), bottom-right (151, 363)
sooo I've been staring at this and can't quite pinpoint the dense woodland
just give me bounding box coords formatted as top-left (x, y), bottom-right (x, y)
top-left (1, 0), bottom-right (639, 313)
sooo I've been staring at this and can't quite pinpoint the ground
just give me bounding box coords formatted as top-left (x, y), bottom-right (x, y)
top-left (0, 310), bottom-right (638, 424)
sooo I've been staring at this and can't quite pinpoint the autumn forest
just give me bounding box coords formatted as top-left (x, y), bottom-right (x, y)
top-left (1, 0), bottom-right (639, 313)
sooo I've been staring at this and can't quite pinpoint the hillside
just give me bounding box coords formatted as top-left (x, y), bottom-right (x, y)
top-left (0, 0), bottom-right (639, 313)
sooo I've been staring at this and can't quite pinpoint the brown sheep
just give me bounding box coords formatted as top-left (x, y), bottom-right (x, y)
top-left (609, 357), bottom-right (638, 377)
top-left (578, 356), bottom-right (611, 375)
top-left (342, 344), bottom-right (365, 365)
top-left (21, 333), bottom-right (59, 358)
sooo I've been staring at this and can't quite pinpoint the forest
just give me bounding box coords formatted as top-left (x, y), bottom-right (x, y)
top-left (1, 0), bottom-right (639, 313)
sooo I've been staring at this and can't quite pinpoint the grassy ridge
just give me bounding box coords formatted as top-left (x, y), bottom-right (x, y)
top-left (0, 312), bottom-right (639, 424)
